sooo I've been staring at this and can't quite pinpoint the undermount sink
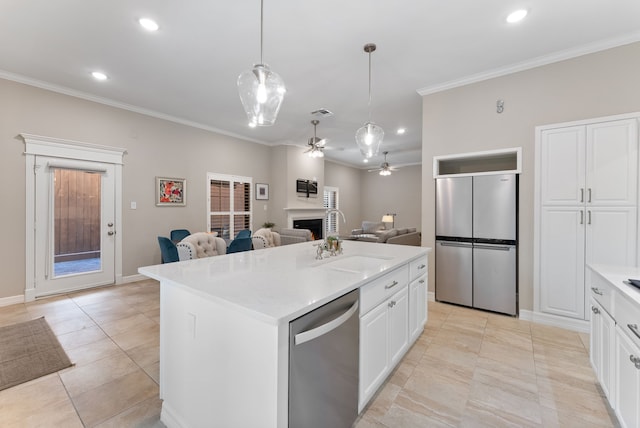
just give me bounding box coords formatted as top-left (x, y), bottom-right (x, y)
top-left (314, 255), bottom-right (392, 274)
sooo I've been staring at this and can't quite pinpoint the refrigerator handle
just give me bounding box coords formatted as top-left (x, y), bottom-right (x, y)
top-left (439, 242), bottom-right (472, 248)
top-left (580, 188), bottom-right (584, 203)
top-left (474, 244), bottom-right (512, 251)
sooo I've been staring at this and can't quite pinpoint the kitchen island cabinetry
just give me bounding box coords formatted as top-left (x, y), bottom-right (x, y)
top-left (587, 265), bottom-right (640, 428)
top-left (139, 241), bottom-right (429, 428)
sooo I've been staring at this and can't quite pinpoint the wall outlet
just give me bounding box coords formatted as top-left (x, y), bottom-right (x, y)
top-left (130, 201), bottom-right (137, 209)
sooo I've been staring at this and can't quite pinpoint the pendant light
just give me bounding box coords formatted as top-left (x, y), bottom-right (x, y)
top-left (237, 0), bottom-right (286, 127)
top-left (355, 43), bottom-right (384, 158)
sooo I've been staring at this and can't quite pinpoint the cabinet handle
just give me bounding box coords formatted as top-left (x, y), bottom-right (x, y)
top-left (385, 280), bottom-right (399, 290)
top-left (388, 300), bottom-right (396, 308)
top-left (417, 264), bottom-right (426, 270)
top-left (591, 306), bottom-right (600, 314)
top-left (419, 279), bottom-right (425, 284)
top-left (628, 324), bottom-right (640, 341)
top-left (580, 211), bottom-right (584, 225)
top-left (588, 188), bottom-right (592, 203)
top-left (630, 355), bottom-right (640, 369)
top-left (580, 188), bottom-right (584, 203)
top-left (591, 287), bottom-right (603, 296)
top-left (587, 210), bottom-right (591, 225)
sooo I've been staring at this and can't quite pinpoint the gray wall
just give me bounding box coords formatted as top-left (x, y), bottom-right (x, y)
top-left (325, 160), bottom-right (363, 234)
top-left (0, 78), bottom-right (273, 299)
top-left (421, 42), bottom-right (640, 311)
top-left (1, 77), bottom-right (423, 301)
top-left (360, 164), bottom-right (422, 231)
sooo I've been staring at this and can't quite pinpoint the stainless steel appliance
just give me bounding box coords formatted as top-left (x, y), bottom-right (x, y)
top-left (435, 174), bottom-right (518, 315)
top-left (289, 289), bottom-right (359, 428)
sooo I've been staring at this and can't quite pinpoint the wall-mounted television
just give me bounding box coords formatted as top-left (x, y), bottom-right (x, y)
top-left (296, 179), bottom-right (318, 197)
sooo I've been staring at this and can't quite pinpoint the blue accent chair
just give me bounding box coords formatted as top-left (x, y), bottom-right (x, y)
top-left (170, 229), bottom-right (191, 242)
top-left (227, 229), bottom-right (253, 253)
top-left (158, 236), bottom-right (180, 263)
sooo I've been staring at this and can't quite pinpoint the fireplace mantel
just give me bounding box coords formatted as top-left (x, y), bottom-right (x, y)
top-left (283, 207), bottom-right (326, 229)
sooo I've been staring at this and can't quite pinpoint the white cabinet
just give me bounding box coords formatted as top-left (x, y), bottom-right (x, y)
top-left (614, 325), bottom-right (640, 428)
top-left (536, 115), bottom-right (639, 322)
top-left (541, 120), bottom-right (638, 207)
top-left (409, 275), bottom-right (427, 342)
top-left (359, 301), bottom-right (389, 405)
top-left (540, 207), bottom-right (585, 318)
top-left (589, 298), bottom-right (615, 401)
top-left (408, 256), bottom-right (428, 342)
top-left (359, 286), bottom-right (408, 411)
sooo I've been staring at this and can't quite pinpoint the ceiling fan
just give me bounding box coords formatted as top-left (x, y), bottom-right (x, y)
top-left (303, 119), bottom-right (326, 158)
top-left (368, 151), bottom-right (397, 176)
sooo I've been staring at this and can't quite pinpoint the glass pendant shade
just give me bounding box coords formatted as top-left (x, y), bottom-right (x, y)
top-left (238, 64), bottom-right (285, 126)
top-left (355, 121), bottom-right (384, 158)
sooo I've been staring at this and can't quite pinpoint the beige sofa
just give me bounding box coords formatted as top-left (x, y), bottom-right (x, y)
top-left (351, 221), bottom-right (421, 246)
top-left (252, 227), bottom-right (314, 249)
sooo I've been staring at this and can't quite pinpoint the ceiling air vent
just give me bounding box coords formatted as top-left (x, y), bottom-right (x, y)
top-left (311, 108), bottom-right (334, 117)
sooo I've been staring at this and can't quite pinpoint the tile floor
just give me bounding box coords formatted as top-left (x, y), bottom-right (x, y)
top-left (0, 280), bottom-right (619, 427)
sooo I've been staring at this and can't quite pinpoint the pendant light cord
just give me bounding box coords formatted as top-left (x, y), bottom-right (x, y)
top-left (368, 50), bottom-right (372, 122)
top-left (260, 0), bottom-right (264, 65)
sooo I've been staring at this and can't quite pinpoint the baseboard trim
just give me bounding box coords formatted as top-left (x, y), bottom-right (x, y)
top-left (120, 273), bottom-right (148, 284)
top-left (0, 294), bottom-right (25, 307)
top-left (519, 310), bottom-right (589, 333)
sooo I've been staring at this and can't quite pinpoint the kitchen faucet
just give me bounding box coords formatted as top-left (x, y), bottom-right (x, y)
top-left (326, 208), bottom-right (346, 224)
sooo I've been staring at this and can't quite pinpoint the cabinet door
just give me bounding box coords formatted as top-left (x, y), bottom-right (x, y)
top-left (540, 126), bottom-right (586, 206)
top-left (409, 276), bottom-right (427, 342)
top-left (586, 119), bottom-right (638, 206)
top-left (388, 286), bottom-right (409, 367)
top-left (615, 327), bottom-right (640, 428)
top-left (539, 207), bottom-right (585, 319)
top-left (359, 303), bottom-right (388, 411)
top-left (590, 300), bottom-right (616, 402)
top-left (585, 207), bottom-right (637, 267)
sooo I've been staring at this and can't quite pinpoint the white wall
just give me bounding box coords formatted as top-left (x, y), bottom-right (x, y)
top-left (421, 42), bottom-right (640, 311)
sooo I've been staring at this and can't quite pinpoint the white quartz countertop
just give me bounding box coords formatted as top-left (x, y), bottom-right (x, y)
top-left (589, 264), bottom-right (640, 306)
top-left (139, 241), bottom-right (430, 325)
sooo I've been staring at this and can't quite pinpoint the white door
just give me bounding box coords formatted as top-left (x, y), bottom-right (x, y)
top-left (539, 206), bottom-right (585, 319)
top-left (358, 303), bottom-right (388, 411)
top-left (388, 286), bottom-right (409, 367)
top-left (34, 156), bottom-right (116, 296)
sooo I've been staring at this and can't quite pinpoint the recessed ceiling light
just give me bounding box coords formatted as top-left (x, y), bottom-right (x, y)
top-left (397, 128), bottom-right (406, 135)
top-left (139, 18), bottom-right (159, 32)
top-left (506, 9), bottom-right (528, 23)
top-left (248, 121), bottom-right (257, 128)
top-left (91, 71), bottom-right (108, 81)
top-left (363, 159), bottom-right (368, 163)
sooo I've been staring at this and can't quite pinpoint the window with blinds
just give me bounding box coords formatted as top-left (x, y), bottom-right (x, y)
top-left (208, 173), bottom-right (252, 242)
top-left (324, 186), bottom-right (339, 237)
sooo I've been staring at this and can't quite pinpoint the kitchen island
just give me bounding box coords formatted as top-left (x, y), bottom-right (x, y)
top-left (139, 240), bottom-right (429, 428)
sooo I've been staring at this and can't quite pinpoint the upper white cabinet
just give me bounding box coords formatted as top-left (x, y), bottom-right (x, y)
top-left (541, 119), bottom-right (638, 206)
top-left (535, 114), bottom-right (639, 323)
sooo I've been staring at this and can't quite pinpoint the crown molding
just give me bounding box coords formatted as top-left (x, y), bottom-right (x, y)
top-left (417, 31), bottom-right (640, 96)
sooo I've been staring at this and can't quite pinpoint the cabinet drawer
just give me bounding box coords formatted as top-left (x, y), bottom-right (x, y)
top-left (409, 257), bottom-right (428, 282)
top-left (589, 270), bottom-right (615, 317)
top-left (616, 293), bottom-right (640, 350)
top-left (360, 265), bottom-right (409, 315)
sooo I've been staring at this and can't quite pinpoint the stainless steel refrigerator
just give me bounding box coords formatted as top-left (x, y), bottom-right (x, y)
top-left (435, 174), bottom-right (518, 315)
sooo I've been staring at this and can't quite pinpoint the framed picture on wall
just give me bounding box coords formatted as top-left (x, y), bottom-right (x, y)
top-left (156, 177), bottom-right (186, 206)
top-left (256, 183), bottom-right (269, 200)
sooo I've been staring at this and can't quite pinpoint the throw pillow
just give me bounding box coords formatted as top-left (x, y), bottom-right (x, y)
top-left (362, 221), bottom-right (385, 234)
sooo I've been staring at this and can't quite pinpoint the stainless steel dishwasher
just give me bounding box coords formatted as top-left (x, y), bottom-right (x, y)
top-left (289, 288), bottom-right (359, 428)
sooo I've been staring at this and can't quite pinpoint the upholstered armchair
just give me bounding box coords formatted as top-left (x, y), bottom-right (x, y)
top-left (252, 228), bottom-right (282, 249)
top-left (176, 232), bottom-right (227, 260)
